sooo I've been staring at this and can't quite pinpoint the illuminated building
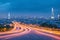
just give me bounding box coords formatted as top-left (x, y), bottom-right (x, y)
top-left (51, 8), bottom-right (54, 19)
top-left (8, 12), bottom-right (10, 19)
top-left (58, 14), bottom-right (60, 20)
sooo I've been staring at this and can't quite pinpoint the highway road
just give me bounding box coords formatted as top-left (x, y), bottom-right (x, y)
top-left (0, 21), bottom-right (60, 40)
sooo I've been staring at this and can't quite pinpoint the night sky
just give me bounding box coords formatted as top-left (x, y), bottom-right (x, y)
top-left (0, 0), bottom-right (60, 18)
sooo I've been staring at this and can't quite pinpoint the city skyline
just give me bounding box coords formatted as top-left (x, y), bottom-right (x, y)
top-left (0, 0), bottom-right (60, 40)
top-left (0, 8), bottom-right (60, 19)
top-left (0, 0), bottom-right (60, 18)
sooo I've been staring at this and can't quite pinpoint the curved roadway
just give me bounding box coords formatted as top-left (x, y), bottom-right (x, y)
top-left (0, 22), bottom-right (60, 40)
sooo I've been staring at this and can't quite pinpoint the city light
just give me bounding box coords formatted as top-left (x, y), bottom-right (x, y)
top-left (0, 0), bottom-right (60, 40)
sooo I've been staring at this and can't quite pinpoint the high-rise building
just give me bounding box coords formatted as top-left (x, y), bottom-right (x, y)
top-left (51, 8), bottom-right (54, 19)
top-left (58, 14), bottom-right (60, 20)
top-left (8, 12), bottom-right (10, 19)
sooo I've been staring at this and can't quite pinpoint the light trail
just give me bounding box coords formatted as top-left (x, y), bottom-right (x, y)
top-left (33, 28), bottom-right (60, 40)
top-left (0, 22), bottom-right (60, 40)
top-left (0, 22), bottom-right (31, 39)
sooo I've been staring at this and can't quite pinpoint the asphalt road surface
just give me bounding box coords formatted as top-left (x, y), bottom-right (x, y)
top-left (0, 22), bottom-right (60, 40)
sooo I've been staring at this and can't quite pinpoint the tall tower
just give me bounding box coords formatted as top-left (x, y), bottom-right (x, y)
top-left (58, 14), bottom-right (60, 20)
top-left (51, 8), bottom-right (54, 19)
top-left (8, 12), bottom-right (10, 19)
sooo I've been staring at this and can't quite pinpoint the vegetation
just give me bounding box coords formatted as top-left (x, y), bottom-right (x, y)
top-left (40, 22), bottom-right (58, 28)
top-left (0, 24), bottom-right (13, 32)
top-left (39, 22), bottom-right (60, 31)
